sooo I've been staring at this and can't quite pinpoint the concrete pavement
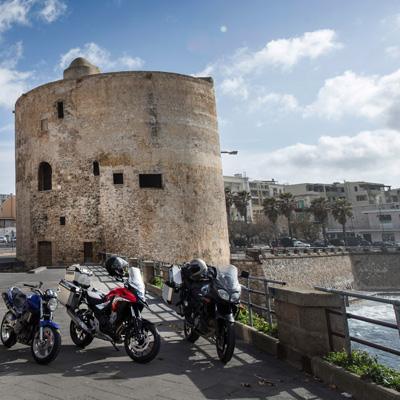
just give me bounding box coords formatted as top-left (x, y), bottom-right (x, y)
top-left (0, 265), bottom-right (347, 400)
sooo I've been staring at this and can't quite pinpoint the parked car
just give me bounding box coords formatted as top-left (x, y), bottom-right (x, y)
top-left (293, 240), bottom-right (310, 247)
top-left (0, 236), bottom-right (6, 243)
top-left (372, 241), bottom-right (393, 247)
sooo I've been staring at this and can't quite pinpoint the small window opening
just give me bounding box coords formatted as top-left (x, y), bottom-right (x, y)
top-left (57, 102), bottom-right (64, 118)
top-left (93, 161), bottom-right (100, 176)
top-left (41, 119), bottom-right (48, 132)
top-left (38, 162), bottom-right (52, 191)
top-left (139, 174), bottom-right (162, 188)
top-left (60, 217), bottom-right (66, 226)
top-left (113, 173), bottom-right (124, 185)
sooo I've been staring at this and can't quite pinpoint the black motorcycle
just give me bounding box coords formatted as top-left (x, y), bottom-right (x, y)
top-left (1, 282), bottom-right (61, 364)
top-left (163, 260), bottom-right (248, 363)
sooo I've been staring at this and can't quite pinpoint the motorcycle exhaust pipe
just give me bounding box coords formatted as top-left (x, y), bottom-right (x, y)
top-left (67, 309), bottom-right (90, 333)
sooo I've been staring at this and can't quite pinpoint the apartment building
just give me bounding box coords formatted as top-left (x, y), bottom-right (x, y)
top-left (223, 175), bottom-right (285, 221)
top-left (285, 181), bottom-right (400, 244)
top-left (0, 194), bottom-right (16, 239)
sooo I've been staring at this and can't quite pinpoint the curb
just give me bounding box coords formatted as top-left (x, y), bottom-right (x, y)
top-left (28, 266), bottom-right (47, 274)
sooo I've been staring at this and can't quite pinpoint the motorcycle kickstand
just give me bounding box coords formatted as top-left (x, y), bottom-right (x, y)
top-left (111, 342), bottom-right (119, 351)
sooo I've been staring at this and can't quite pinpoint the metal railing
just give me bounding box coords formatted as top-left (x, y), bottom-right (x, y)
top-left (240, 276), bottom-right (286, 328)
top-left (315, 286), bottom-right (400, 361)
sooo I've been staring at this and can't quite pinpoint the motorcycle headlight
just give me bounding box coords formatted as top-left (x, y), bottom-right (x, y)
top-left (48, 298), bottom-right (58, 312)
top-left (217, 289), bottom-right (230, 301)
top-left (231, 291), bottom-right (240, 302)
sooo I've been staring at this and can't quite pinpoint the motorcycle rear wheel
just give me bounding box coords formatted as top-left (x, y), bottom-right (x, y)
top-left (183, 320), bottom-right (200, 343)
top-left (1, 313), bottom-right (17, 348)
top-left (124, 322), bottom-right (160, 363)
top-left (216, 320), bottom-right (235, 363)
top-left (31, 326), bottom-right (61, 365)
top-left (69, 310), bottom-right (94, 348)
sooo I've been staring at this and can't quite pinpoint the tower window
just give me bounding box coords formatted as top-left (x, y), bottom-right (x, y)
top-left (93, 161), bottom-right (100, 176)
top-left (60, 217), bottom-right (66, 225)
top-left (113, 173), bottom-right (124, 185)
top-left (38, 162), bottom-right (52, 191)
top-left (57, 102), bottom-right (64, 118)
top-left (139, 174), bottom-right (162, 188)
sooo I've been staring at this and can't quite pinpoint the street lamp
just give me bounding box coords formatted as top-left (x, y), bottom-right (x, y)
top-left (221, 151), bottom-right (238, 155)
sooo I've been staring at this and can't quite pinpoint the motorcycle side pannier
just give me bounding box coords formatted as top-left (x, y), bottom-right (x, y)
top-left (162, 265), bottom-right (182, 306)
top-left (64, 265), bottom-right (93, 289)
top-left (58, 279), bottom-right (82, 309)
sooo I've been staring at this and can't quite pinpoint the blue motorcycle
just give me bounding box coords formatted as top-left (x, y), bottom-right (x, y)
top-left (1, 282), bottom-right (61, 364)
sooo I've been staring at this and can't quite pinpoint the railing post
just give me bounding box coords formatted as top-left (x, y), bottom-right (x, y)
top-left (264, 280), bottom-right (273, 327)
top-left (246, 276), bottom-right (253, 327)
top-left (340, 294), bottom-right (352, 361)
top-left (153, 260), bottom-right (157, 280)
top-left (393, 303), bottom-right (400, 340)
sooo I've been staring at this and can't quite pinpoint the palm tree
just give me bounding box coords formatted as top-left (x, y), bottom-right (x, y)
top-left (224, 187), bottom-right (234, 222)
top-left (263, 197), bottom-right (279, 233)
top-left (331, 199), bottom-right (353, 245)
top-left (310, 196), bottom-right (330, 245)
top-left (233, 190), bottom-right (251, 222)
top-left (278, 192), bottom-right (297, 238)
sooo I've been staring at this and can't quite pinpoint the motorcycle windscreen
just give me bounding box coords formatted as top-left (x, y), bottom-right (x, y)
top-left (215, 264), bottom-right (240, 290)
top-left (128, 267), bottom-right (146, 295)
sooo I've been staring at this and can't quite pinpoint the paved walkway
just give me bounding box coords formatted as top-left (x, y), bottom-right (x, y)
top-left (0, 266), bottom-right (348, 400)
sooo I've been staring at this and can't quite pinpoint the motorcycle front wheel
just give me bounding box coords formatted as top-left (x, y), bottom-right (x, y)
top-left (216, 320), bottom-right (235, 363)
top-left (70, 310), bottom-right (94, 348)
top-left (183, 320), bottom-right (200, 343)
top-left (31, 326), bottom-right (61, 365)
top-left (1, 312), bottom-right (17, 348)
top-left (124, 322), bottom-right (161, 363)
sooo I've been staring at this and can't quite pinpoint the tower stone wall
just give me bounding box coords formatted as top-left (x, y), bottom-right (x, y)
top-left (15, 59), bottom-right (229, 268)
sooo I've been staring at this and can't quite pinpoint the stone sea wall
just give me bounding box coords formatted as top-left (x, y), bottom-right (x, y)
top-left (234, 252), bottom-right (400, 291)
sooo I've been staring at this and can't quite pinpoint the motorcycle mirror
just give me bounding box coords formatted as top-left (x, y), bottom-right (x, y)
top-left (240, 270), bottom-right (250, 279)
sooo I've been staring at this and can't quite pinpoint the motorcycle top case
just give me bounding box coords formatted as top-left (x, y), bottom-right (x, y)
top-left (58, 279), bottom-right (82, 309)
top-left (64, 264), bottom-right (93, 289)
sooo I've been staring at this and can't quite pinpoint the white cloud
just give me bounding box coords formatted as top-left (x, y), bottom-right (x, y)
top-left (220, 76), bottom-right (248, 99)
top-left (249, 93), bottom-right (300, 113)
top-left (58, 43), bottom-right (145, 72)
top-left (0, 0), bottom-right (31, 34)
top-left (0, 0), bottom-right (66, 35)
top-left (304, 69), bottom-right (400, 129)
top-left (386, 46), bottom-right (400, 58)
top-left (0, 41), bottom-right (23, 69)
top-left (0, 68), bottom-right (32, 108)
top-left (222, 130), bottom-right (400, 188)
top-left (38, 0), bottom-right (67, 23)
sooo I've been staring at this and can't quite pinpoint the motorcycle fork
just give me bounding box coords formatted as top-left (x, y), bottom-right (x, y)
top-left (130, 306), bottom-right (143, 337)
top-left (39, 298), bottom-right (44, 342)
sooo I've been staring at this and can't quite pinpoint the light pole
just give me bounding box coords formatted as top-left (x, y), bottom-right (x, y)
top-left (221, 151), bottom-right (238, 155)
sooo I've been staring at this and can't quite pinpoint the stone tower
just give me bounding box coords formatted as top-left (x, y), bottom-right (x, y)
top-left (15, 58), bottom-right (229, 268)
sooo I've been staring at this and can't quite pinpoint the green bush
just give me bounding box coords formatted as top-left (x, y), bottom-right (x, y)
top-left (235, 308), bottom-right (278, 338)
top-left (330, 238), bottom-right (345, 246)
top-left (324, 349), bottom-right (400, 392)
top-left (150, 276), bottom-right (164, 289)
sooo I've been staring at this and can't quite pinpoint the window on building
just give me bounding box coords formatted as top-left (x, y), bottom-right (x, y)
top-left (356, 195), bottom-right (367, 201)
top-left (382, 233), bottom-right (395, 242)
top-left (57, 102), bottom-right (64, 118)
top-left (252, 199), bottom-right (259, 205)
top-left (139, 174), bottom-right (162, 188)
top-left (113, 173), bottom-right (124, 185)
top-left (354, 186), bottom-right (358, 191)
top-left (41, 119), bottom-right (48, 132)
top-left (93, 161), bottom-right (100, 176)
top-left (379, 214), bottom-right (392, 223)
top-left (38, 162), bottom-right (52, 191)
top-left (60, 217), bottom-right (66, 225)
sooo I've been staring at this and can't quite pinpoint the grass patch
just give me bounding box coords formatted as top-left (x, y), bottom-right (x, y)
top-left (150, 276), bottom-right (164, 289)
top-left (235, 307), bottom-right (278, 338)
top-left (324, 349), bottom-right (400, 392)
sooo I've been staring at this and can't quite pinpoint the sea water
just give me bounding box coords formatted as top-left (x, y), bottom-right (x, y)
top-left (348, 296), bottom-right (400, 371)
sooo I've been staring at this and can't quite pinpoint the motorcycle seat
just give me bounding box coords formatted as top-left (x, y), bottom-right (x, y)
top-left (86, 290), bottom-right (105, 305)
top-left (10, 286), bottom-right (26, 308)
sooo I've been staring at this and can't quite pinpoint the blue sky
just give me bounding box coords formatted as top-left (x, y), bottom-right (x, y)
top-left (2, 0), bottom-right (400, 194)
